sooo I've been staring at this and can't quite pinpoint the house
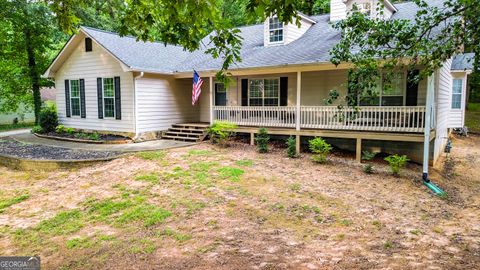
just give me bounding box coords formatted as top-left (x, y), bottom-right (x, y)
top-left (43, 0), bottom-right (473, 178)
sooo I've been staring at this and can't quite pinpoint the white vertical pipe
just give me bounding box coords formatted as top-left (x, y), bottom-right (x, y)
top-left (296, 71), bottom-right (301, 131)
top-left (423, 73), bottom-right (435, 180)
top-left (209, 76), bottom-right (214, 124)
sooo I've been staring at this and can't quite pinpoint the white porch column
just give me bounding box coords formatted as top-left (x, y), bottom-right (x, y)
top-left (422, 73), bottom-right (435, 181)
top-left (296, 71), bottom-right (302, 131)
top-left (209, 76), bottom-right (214, 124)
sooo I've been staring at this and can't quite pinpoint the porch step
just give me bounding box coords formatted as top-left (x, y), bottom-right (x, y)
top-left (162, 123), bottom-right (209, 142)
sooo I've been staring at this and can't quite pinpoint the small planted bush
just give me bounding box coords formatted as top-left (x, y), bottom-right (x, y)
top-left (384, 154), bottom-right (409, 176)
top-left (31, 125), bottom-right (43, 134)
top-left (55, 125), bottom-right (66, 133)
top-left (363, 164), bottom-right (374, 174)
top-left (207, 121), bottom-right (237, 147)
top-left (255, 128), bottom-right (269, 153)
top-left (39, 104), bottom-right (58, 133)
top-left (362, 150), bottom-right (377, 161)
top-left (286, 136), bottom-right (297, 158)
top-left (309, 137), bottom-right (332, 163)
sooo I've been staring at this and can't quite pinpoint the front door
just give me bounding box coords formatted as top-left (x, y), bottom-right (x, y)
top-left (215, 83), bottom-right (226, 106)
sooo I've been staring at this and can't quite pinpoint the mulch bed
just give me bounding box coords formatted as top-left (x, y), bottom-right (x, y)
top-left (40, 132), bottom-right (131, 144)
top-left (0, 138), bottom-right (122, 160)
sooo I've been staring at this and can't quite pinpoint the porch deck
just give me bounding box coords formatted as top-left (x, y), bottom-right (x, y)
top-left (213, 106), bottom-right (427, 133)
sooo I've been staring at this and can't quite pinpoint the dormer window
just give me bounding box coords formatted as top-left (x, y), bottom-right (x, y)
top-left (357, 2), bottom-right (372, 16)
top-left (269, 17), bottom-right (283, 43)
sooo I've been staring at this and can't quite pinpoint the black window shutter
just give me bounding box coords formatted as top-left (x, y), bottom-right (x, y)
top-left (97, 78), bottom-right (103, 119)
top-left (65, 80), bottom-right (71, 117)
top-left (79, 79), bottom-right (86, 118)
top-left (280, 77), bottom-right (288, 106)
top-left (241, 79), bottom-right (248, 106)
top-left (114, 76), bottom-right (121, 120)
top-left (85, 38), bottom-right (92, 52)
top-left (406, 70), bottom-right (419, 106)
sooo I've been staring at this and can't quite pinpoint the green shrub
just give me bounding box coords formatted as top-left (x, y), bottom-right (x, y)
top-left (207, 121), bottom-right (237, 146)
top-left (55, 125), bottom-right (66, 133)
top-left (38, 104), bottom-right (58, 133)
top-left (362, 150), bottom-right (377, 161)
top-left (31, 125), bottom-right (43, 134)
top-left (363, 164), bottom-right (374, 174)
top-left (88, 133), bottom-right (101, 140)
top-left (65, 127), bottom-right (75, 134)
top-left (255, 128), bottom-right (269, 153)
top-left (309, 137), bottom-right (332, 163)
top-left (384, 154), bottom-right (409, 176)
top-left (286, 136), bottom-right (297, 158)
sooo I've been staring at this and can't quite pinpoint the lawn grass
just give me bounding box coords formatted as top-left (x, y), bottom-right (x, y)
top-left (0, 194), bottom-right (30, 212)
top-left (466, 103), bottom-right (480, 133)
top-left (0, 122), bottom-right (34, 132)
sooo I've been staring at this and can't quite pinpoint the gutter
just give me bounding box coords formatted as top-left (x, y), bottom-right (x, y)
top-left (133, 71), bottom-right (144, 140)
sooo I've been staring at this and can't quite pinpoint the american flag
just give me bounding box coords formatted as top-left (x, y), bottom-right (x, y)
top-left (192, 70), bottom-right (203, 105)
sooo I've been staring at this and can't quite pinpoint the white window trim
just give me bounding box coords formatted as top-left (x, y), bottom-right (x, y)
top-left (268, 17), bottom-right (284, 44)
top-left (102, 77), bottom-right (116, 119)
top-left (69, 79), bottom-right (81, 118)
top-left (451, 78), bottom-right (463, 110)
top-left (248, 78), bottom-right (281, 106)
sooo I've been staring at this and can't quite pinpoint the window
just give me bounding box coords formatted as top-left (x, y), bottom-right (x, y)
top-left (269, 17), bottom-right (283, 43)
top-left (85, 38), bottom-right (92, 52)
top-left (452, 79), bottom-right (462, 109)
top-left (249, 78), bottom-right (279, 106)
top-left (70, 80), bottom-right (81, 116)
top-left (359, 72), bottom-right (405, 106)
top-left (103, 78), bottom-right (115, 118)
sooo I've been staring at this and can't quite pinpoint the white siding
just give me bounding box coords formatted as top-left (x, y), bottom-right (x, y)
top-left (136, 75), bottom-right (200, 133)
top-left (55, 39), bottom-right (135, 133)
top-left (301, 70), bottom-right (348, 106)
top-left (199, 80), bottom-right (211, 123)
top-left (434, 59), bottom-right (453, 161)
top-left (284, 18), bottom-right (314, 45)
top-left (448, 73), bottom-right (468, 128)
top-left (330, 0), bottom-right (347, 21)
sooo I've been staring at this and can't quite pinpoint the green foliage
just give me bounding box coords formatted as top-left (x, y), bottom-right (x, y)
top-left (362, 164), bottom-right (374, 174)
top-left (309, 137), bottom-right (332, 163)
top-left (116, 204), bottom-right (171, 227)
top-left (31, 125), bottom-right (43, 134)
top-left (384, 154), bottom-right (410, 176)
top-left (38, 104), bottom-right (58, 133)
top-left (65, 127), bottom-right (75, 134)
top-left (217, 166), bottom-right (244, 182)
top-left (36, 210), bottom-right (84, 235)
top-left (0, 122), bottom-right (34, 132)
top-left (255, 128), bottom-right (269, 153)
top-left (235, 159), bottom-right (254, 167)
top-left (136, 151), bottom-right (166, 160)
top-left (207, 121), bottom-right (237, 146)
top-left (0, 194), bottom-right (30, 212)
top-left (55, 125), bottom-right (66, 133)
top-left (362, 151), bottom-right (377, 161)
top-left (286, 136), bottom-right (297, 158)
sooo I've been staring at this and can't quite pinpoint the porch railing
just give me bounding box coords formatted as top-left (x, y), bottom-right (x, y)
top-left (213, 106), bottom-right (426, 133)
top-left (300, 106), bottom-right (426, 133)
top-left (213, 106), bottom-right (296, 128)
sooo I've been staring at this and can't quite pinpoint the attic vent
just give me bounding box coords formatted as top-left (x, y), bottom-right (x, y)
top-left (85, 38), bottom-right (92, 52)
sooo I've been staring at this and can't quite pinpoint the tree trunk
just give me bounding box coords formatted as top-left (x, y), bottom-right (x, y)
top-left (24, 27), bottom-right (42, 124)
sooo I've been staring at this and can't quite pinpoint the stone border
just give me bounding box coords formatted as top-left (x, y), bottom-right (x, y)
top-left (0, 152), bottom-right (126, 171)
top-left (33, 133), bottom-right (131, 144)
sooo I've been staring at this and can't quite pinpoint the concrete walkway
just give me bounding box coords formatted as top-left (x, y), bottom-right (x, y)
top-left (9, 133), bottom-right (195, 152)
top-left (0, 129), bottom-right (31, 138)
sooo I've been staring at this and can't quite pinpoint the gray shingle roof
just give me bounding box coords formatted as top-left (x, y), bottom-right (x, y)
top-left (82, 0), bottom-right (473, 74)
top-left (452, 53), bottom-right (475, 71)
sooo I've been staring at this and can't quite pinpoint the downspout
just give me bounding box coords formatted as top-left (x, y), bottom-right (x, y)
top-left (133, 72), bottom-right (144, 140)
top-left (422, 72), bottom-right (446, 197)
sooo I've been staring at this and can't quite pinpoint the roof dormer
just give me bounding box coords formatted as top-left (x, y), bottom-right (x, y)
top-left (264, 13), bottom-right (316, 47)
top-left (330, 0), bottom-right (397, 22)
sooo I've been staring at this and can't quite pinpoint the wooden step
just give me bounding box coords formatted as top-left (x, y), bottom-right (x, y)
top-left (162, 135), bottom-right (199, 142)
top-left (168, 128), bottom-right (205, 134)
top-left (164, 131), bottom-right (203, 138)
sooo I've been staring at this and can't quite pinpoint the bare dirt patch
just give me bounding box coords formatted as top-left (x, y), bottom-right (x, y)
top-left (0, 135), bottom-right (479, 269)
